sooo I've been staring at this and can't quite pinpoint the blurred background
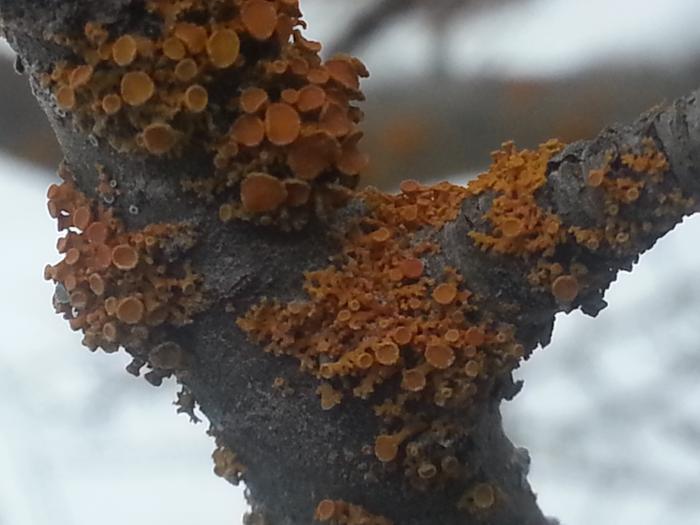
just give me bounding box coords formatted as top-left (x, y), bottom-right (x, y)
top-left (1, 0), bottom-right (700, 523)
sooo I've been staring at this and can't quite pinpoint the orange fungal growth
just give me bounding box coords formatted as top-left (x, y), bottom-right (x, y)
top-left (48, 0), bottom-right (367, 221)
top-left (112, 35), bottom-right (138, 66)
top-left (284, 179), bottom-right (311, 207)
top-left (326, 58), bottom-right (360, 91)
top-left (86, 221), bottom-right (109, 244)
top-left (240, 87), bottom-right (269, 114)
top-left (101, 94), bottom-right (123, 115)
top-left (432, 283), bottom-right (458, 305)
top-left (116, 297), bottom-right (145, 324)
top-left (265, 102), bottom-right (301, 146)
top-left (242, 0), bottom-right (278, 41)
top-left (47, 170), bottom-right (203, 362)
top-left (120, 71), bottom-right (155, 106)
top-left (297, 84), bottom-right (326, 112)
top-left (464, 360), bottom-right (480, 379)
top-left (374, 342), bottom-right (400, 366)
top-left (162, 37), bottom-right (186, 60)
top-left (174, 58), bottom-right (198, 82)
top-left (88, 273), bottom-right (105, 296)
top-left (111, 244), bottom-right (139, 270)
top-left (399, 179), bottom-right (422, 193)
top-left (231, 114), bottom-right (265, 147)
top-left (551, 274), bottom-right (579, 303)
top-left (143, 123), bottom-right (177, 155)
top-left (184, 85), bottom-right (208, 113)
top-left (72, 206), bottom-right (92, 230)
top-left (374, 434), bottom-right (401, 463)
top-left (402, 369), bottom-right (426, 392)
top-left (307, 66), bottom-right (330, 85)
top-left (281, 88), bottom-right (299, 105)
top-left (472, 483), bottom-right (496, 510)
top-left (425, 343), bottom-right (455, 369)
top-left (391, 326), bottom-right (412, 346)
top-left (207, 29), bottom-right (240, 68)
top-left (587, 168), bottom-right (605, 187)
top-left (500, 217), bottom-right (523, 238)
top-left (370, 227), bottom-right (391, 243)
top-left (444, 329), bottom-right (460, 344)
top-left (69, 65), bottom-right (94, 88)
top-left (240, 173), bottom-right (288, 213)
top-left (399, 258), bottom-right (423, 279)
top-left (174, 23), bottom-right (208, 54)
top-left (56, 86), bottom-right (76, 110)
top-left (315, 499), bottom-right (337, 521)
top-left (287, 132), bottom-right (340, 180)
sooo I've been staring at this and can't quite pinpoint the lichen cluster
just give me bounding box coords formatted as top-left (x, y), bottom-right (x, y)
top-left (314, 499), bottom-right (393, 525)
top-left (467, 138), bottom-right (679, 305)
top-left (44, 0), bottom-right (368, 227)
top-left (569, 138), bottom-right (678, 256)
top-left (44, 164), bottom-right (204, 383)
top-left (238, 180), bottom-right (524, 492)
top-left (212, 439), bottom-right (247, 486)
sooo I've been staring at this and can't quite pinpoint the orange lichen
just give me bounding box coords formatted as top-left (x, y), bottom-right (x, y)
top-left (184, 84), bottom-right (209, 113)
top-left (314, 499), bottom-right (393, 525)
top-left (162, 37), bottom-right (186, 60)
top-left (432, 283), bottom-right (458, 305)
top-left (374, 433), bottom-right (405, 463)
top-left (117, 296), bottom-right (145, 324)
top-left (112, 35), bottom-right (138, 66)
top-left (174, 58), bottom-right (198, 81)
top-left (471, 483), bottom-right (496, 510)
top-left (297, 84), bottom-right (326, 112)
top-left (265, 102), bottom-right (301, 146)
top-left (212, 442), bottom-right (247, 486)
top-left (402, 368), bottom-right (426, 392)
top-left (425, 343), bottom-right (455, 369)
top-left (241, 0), bottom-right (278, 41)
top-left (111, 244), bottom-right (139, 270)
top-left (240, 173), bottom-right (288, 213)
top-left (101, 94), bottom-right (122, 115)
top-left (551, 274), bottom-right (579, 303)
top-left (231, 114), bottom-right (266, 147)
top-left (142, 122), bottom-right (177, 155)
top-left (48, 0), bottom-right (368, 224)
top-left (240, 87), bottom-right (269, 114)
top-left (69, 65), bottom-right (94, 88)
top-left (374, 342), bottom-right (400, 366)
top-left (315, 499), bottom-right (337, 521)
top-left (175, 23), bottom-right (208, 54)
top-left (467, 140), bottom-right (566, 258)
top-left (45, 165), bottom-right (204, 361)
top-left (207, 29), bottom-right (240, 68)
top-left (586, 168), bottom-right (605, 187)
top-left (287, 132), bottom-right (340, 180)
top-left (120, 71), bottom-right (155, 106)
top-left (317, 382), bottom-right (342, 410)
top-left (56, 86), bottom-right (76, 110)
top-left (239, 180), bottom-right (520, 482)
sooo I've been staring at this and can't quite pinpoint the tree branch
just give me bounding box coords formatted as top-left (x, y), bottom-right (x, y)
top-left (2, 1), bottom-right (699, 524)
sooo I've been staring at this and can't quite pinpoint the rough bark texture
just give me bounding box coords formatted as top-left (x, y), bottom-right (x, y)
top-left (2, 2), bottom-right (699, 525)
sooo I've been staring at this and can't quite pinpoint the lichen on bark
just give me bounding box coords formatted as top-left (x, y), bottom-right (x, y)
top-left (2, 1), bottom-right (700, 524)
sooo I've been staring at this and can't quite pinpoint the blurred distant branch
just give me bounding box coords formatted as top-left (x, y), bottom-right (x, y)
top-left (329, 0), bottom-right (413, 56)
top-left (328, 0), bottom-right (512, 57)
